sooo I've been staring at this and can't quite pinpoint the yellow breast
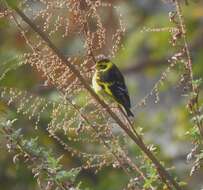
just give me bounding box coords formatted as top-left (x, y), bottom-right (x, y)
top-left (92, 71), bottom-right (114, 101)
top-left (92, 72), bottom-right (102, 93)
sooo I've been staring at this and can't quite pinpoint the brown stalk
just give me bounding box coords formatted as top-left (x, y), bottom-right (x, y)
top-left (174, 0), bottom-right (203, 139)
top-left (174, 0), bottom-right (193, 86)
top-left (7, 3), bottom-right (183, 190)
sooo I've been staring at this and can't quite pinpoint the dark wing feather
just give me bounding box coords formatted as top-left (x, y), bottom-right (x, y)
top-left (101, 64), bottom-right (131, 109)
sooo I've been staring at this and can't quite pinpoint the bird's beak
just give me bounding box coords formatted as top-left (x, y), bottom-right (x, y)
top-left (95, 64), bottom-right (100, 69)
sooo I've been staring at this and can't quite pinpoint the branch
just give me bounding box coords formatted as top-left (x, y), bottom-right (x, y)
top-left (122, 30), bottom-right (203, 75)
top-left (122, 59), bottom-right (165, 75)
top-left (172, 0), bottom-right (203, 139)
top-left (7, 3), bottom-right (183, 190)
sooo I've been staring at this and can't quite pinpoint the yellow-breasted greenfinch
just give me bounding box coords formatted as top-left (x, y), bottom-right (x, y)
top-left (92, 55), bottom-right (134, 117)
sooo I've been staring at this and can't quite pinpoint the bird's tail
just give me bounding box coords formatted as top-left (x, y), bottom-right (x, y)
top-left (125, 107), bottom-right (134, 117)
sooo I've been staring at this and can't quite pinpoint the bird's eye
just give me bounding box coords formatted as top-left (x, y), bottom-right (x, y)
top-left (99, 64), bottom-right (106, 69)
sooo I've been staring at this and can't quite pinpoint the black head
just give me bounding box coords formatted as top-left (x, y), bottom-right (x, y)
top-left (95, 55), bottom-right (111, 70)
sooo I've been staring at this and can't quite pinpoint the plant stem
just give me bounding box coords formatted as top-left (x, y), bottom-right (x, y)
top-left (174, 0), bottom-right (203, 139)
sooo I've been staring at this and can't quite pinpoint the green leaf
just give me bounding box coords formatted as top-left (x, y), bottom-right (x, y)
top-left (56, 168), bottom-right (81, 183)
top-left (5, 0), bottom-right (18, 8)
top-left (0, 55), bottom-right (22, 82)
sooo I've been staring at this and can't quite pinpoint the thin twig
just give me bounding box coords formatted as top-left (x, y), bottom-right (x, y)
top-left (174, 0), bottom-right (193, 86)
top-left (174, 0), bottom-right (203, 139)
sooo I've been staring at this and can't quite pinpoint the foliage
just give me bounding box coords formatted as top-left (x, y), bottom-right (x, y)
top-left (0, 118), bottom-right (82, 190)
top-left (0, 0), bottom-right (203, 190)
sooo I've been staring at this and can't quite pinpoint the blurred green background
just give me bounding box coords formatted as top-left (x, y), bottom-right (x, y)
top-left (0, 0), bottom-right (203, 189)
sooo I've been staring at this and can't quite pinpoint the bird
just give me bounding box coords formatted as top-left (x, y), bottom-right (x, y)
top-left (92, 55), bottom-right (134, 117)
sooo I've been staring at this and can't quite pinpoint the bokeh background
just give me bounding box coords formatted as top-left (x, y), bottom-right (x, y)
top-left (0, 0), bottom-right (203, 189)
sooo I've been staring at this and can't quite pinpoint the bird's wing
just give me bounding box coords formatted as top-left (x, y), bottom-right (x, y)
top-left (104, 65), bottom-right (131, 108)
top-left (109, 81), bottom-right (131, 108)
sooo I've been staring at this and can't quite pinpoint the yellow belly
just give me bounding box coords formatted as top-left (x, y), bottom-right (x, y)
top-left (92, 72), bottom-right (102, 93)
top-left (92, 72), bottom-right (114, 102)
